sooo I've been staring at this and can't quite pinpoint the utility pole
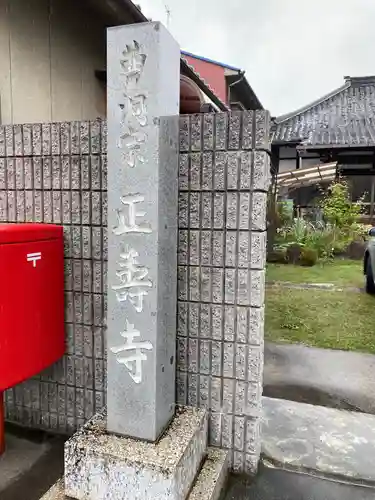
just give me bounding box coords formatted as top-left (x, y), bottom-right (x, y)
top-left (165, 4), bottom-right (171, 28)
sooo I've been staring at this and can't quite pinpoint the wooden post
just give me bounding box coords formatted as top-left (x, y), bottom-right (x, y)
top-left (0, 392), bottom-right (5, 455)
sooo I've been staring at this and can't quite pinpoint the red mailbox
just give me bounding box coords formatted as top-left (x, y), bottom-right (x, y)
top-left (0, 223), bottom-right (65, 452)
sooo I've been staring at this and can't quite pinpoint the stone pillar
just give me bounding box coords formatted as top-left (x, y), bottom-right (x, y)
top-left (106, 22), bottom-right (180, 441)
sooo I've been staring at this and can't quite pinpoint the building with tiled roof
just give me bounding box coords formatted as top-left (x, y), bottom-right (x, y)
top-left (272, 76), bottom-right (375, 221)
top-left (273, 76), bottom-right (375, 148)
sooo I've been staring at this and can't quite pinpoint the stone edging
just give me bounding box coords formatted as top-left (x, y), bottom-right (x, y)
top-left (266, 281), bottom-right (363, 293)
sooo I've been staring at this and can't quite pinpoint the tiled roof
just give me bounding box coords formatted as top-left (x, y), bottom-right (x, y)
top-left (272, 77), bottom-right (375, 148)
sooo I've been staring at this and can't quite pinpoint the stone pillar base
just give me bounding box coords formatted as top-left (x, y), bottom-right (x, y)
top-left (41, 448), bottom-right (228, 500)
top-left (40, 406), bottom-right (228, 500)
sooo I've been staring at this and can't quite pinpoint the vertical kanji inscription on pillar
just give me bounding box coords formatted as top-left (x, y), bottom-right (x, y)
top-left (107, 22), bottom-right (180, 441)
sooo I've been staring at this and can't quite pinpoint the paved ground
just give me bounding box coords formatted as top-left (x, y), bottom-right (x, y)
top-left (0, 433), bottom-right (49, 491)
top-left (264, 341), bottom-right (375, 413)
top-left (4, 416), bottom-right (375, 500)
top-left (0, 424), bottom-right (64, 500)
top-left (225, 463), bottom-right (375, 500)
top-left (262, 397), bottom-right (375, 484)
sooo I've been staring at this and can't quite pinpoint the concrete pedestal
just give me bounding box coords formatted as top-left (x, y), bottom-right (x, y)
top-left (40, 407), bottom-right (229, 500)
top-left (65, 407), bottom-right (207, 500)
top-left (41, 448), bottom-right (228, 500)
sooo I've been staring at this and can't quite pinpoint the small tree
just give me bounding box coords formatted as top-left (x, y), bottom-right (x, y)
top-left (320, 180), bottom-right (364, 229)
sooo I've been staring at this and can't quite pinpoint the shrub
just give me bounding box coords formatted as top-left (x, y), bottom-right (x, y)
top-left (267, 194), bottom-right (293, 229)
top-left (345, 240), bottom-right (367, 260)
top-left (286, 244), bottom-right (303, 264)
top-left (299, 247), bottom-right (318, 267)
top-left (274, 210), bottom-right (368, 261)
top-left (303, 222), bottom-right (336, 259)
top-left (267, 192), bottom-right (294, 251)
top-left (332, 239), bottom-right (349, 256)
top-left (275, 219), bottom-right (337, 259)
top-left (320, 180), bottom-right (365, 229)
top-left (267, 248), bottom-right (288, 264)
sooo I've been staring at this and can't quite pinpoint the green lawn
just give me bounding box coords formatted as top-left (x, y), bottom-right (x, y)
top-left (265, 288), bottom-right (375, 354)
top-left (265, 259), bottom-right (375, 354)
top-left (266, 259), bottom-right (364, 288)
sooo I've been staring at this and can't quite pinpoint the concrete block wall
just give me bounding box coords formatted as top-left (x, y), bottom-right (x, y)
top-left (1, 120), bottom-right (108, 433)
top-left (1, 112), bottom-right (270, 474)
top-left (176, 111), bottom-right (271, 474)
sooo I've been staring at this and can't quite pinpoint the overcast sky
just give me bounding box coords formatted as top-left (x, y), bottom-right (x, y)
top-left (138, 0), bottom-right (375, 116)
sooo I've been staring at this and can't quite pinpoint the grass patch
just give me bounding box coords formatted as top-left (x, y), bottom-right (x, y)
top-left (265, 288), bottom-right (375, 354)
top-left (266, 259), bottom-right (363, 288)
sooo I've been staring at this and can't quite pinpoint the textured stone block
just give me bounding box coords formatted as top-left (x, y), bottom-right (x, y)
top-left (7, 158), bottom-right (15, 189)
top-left (5, 125), bottom-right (14, 156)
top-left (25, 191), bottom-right (34, 221)
top-left (65, 407), bottom-right (208, 500)
top-left (80, 157), bottom-right (90, 190)
top-left (191, 114), bottom-right (202, 151)
top-left (189, 192), bottom-right (201, 228)
top-left (80, 122), bottom-right (90, 155)
top-left (178, 154), bottom-right (189, 191)
top-left (250, 231), bottom-right (267, 269)
top-left (39, 478), bottom-right (67, 499)
top-left (213, 152), bottom-right (226, 190)
top-left (8, 190), bottom-right (16, 221)
top-left (43, 157), bottom-right (52, 189)
top-left (90, 120), bottom-right (102, 155)
top-left (251, 192), bottom-right (267, 231)
top-left (16, 191), bottom-right (26, 222)
top-left (200, 231), bottom-right (210, 264)
top-left (228, 112), bottom-right (241, 150)
top-left (188, 448), bottom-right (229, 500)
top-left (242, 111), bottom-right (254, 150)
top-left (203, 114), bottom-right (214, 151)
top-left (52, 157), bottom-right (61, 189)
top-left (255, 110), bottom-right (270, 149)
top-left (0, 160), bottom-right (5, 189)
top-left (51, 123), bottom-right (61, 155)
top-left (249, 270), bottom-right (265, 307)
top-left (178, 192), bottom-right (189, 228)
top-left (249, 306), bottom-right (264, 346)
top-left (61, 157), bottom-right (70, 189)
top-left (190, 152), bottom-right (201, 190)
top-left (71, 157), bottom-right (80, 190)
top-left (70, 122), bottom-right (80, 155)
top-left (42, 123), bottom-right (52, 155)
top-left (179, 116), bottom-right (190, 152)
top-left (91, 156), bottom-right (101, 190)
top-left (227, 152), bottom-right (239, 189)
top-left (32, 124), bottom-right (42, 156)
top-left (202, 152), bottom-right (213, 190)
top-left (15, 158), bottom-right (24, 188)
top-left (253, 151), bottom-right (271, 191)
top-left (215, 113), bottom-right (228, 150)
top-left (0, 127), bottom-right (5, 157)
